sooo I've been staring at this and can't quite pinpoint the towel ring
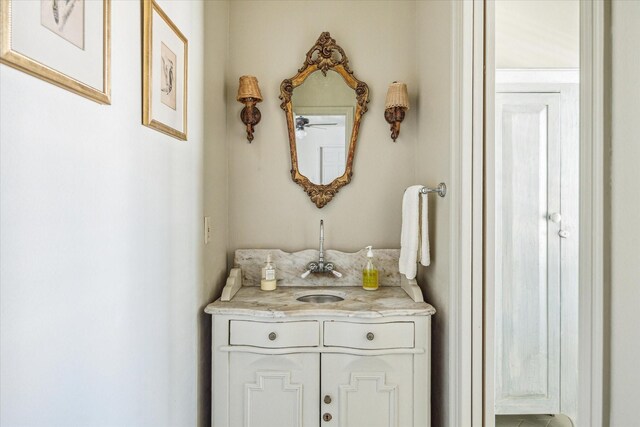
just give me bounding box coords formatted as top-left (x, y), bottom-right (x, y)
top-left (419, 183), bottom-right (447, 198)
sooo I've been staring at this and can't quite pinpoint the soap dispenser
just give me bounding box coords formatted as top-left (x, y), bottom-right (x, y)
top-left (362, 246), bottom-right (379, 291)
top-left (261, 253), bottom-right (277, 291)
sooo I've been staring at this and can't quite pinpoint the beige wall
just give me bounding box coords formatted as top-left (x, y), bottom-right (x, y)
top-left (226, 1), bottom-right (419, 255)
top-left (495, 0), bottom-right (579, 69)
top-left (416, 2), bottom-right (452, 426)
top-left (226, 1), bottom-right (453, 424)
top-left (202, 1), bottom-right (230, 426)
top-left (0, 1), bottom-right (230, 425)
top-left (292, 70), bottom-right (356, 107)
top-left (609, 1), bottom-right (640, 425)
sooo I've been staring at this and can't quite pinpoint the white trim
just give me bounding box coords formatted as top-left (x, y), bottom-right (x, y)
top-left (481, 2), bottom-right (495, 426)
top-left (496, 69), bottom-right (580, 85)
top-left (449, 0), bottom-right (475, 426)
top-left (471, 1), bottom-right (488, 426)
top-left (219, 346), bottom-right (425, 356)
top-left (578, 1), bottom-right (607, 426)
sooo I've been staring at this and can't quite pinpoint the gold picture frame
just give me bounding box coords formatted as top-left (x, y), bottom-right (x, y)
top-left (0, 0), bottom-right (111, 104)
top-left (142, 0), bottom-right (188, 141)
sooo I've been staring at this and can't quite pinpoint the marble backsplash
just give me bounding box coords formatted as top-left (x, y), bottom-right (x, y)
top-left (234, 248), bottom-right (402, 287)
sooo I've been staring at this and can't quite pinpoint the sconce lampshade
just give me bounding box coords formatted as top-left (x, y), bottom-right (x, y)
top-left (384, 81), bottom-right (409, 142)
top-left (237, 75), bottom-right (263, 102)
top-left (385, 82), bottom-right (409, 110)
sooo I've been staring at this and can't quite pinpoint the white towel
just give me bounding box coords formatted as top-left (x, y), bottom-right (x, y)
top-left (399, 185), bottom-right (430, 279)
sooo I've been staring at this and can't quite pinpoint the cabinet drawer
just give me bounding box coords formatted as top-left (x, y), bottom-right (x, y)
top-left (323, 321), bottom-right (414, 350)
top-left (229, 320), bottom-right (319, 348)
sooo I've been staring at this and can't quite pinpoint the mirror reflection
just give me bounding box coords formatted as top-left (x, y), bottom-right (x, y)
top-left (292, 70), bottom-right (355, 185)
top-left (292, 71), bottom-right (355, 185)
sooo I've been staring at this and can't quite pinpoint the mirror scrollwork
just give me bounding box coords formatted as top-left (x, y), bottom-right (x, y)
top-left (280, 32), bottom-right (370, 208)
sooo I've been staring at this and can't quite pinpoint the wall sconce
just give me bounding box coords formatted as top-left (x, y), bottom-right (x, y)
top-left (237, 75), bottom-right (263, 142)
top-left (384, 81), bottom-right (410, 142)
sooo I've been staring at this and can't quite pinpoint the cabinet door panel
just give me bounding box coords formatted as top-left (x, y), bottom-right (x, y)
top-left (229, 352), bottom-right (319, 427)
top-left (320, 354), bottom-right (413, 427)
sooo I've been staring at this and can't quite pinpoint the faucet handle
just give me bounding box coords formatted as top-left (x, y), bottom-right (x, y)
top-left (301, 269), bottom-right (312, 279)
top-left (331, 270), bottom-right (343, 278)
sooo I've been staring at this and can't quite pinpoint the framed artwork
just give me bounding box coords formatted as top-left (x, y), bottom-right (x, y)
top-left (142, 0), bottom-right (188, 141)
top-left (0, 0), bottom-right (111, 104)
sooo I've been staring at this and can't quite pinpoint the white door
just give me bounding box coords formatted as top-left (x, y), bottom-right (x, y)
top-left (229, 352), bottom-right (319, 427)
top-left (320, 146), bottom-right (345, 184)
top-left (494, 92), bottom-right (562, 414)
top-left (320, 354), bottom-right (413, 427)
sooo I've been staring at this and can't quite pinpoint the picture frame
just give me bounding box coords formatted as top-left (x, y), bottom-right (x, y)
top-left (0, 0), bottom-right (111, 104)
top-left (142, 0), bottom-right (188, 141)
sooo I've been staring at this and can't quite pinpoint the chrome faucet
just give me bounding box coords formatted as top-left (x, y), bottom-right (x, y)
top-left (301, 220), bottom-right (343, 278)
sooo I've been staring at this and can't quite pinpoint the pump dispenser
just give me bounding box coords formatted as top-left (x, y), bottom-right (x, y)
top-left (362, 246), bottom-right (379, 290)
top-left (261, 253), bottom-right (277, 291)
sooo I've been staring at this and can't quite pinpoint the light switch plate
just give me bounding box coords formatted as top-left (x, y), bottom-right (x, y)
top-left (204, 217), bottom-right (211, 244)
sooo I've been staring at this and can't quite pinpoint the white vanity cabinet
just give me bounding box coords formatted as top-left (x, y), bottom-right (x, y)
top-left (208, 250), bottom-right (435, 427)
top-left (210, 313), bottom-right (432, 427)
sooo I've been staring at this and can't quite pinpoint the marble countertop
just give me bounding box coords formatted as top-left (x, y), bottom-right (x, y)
top-left (205, 286), bottom-right (436, 319)
top-left (234, 249), bottom-right (403, 287)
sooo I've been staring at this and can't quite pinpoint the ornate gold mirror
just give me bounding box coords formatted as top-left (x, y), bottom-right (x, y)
top-left (280, 32), bottom-right (369, 208)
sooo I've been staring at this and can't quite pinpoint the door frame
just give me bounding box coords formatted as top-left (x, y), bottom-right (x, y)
top-left (452, 1), bottom-right (608, 425)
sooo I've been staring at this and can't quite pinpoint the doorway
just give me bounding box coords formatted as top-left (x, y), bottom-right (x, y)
top-left (462, 1), bottom-right (607, 426)
top-left (491, 2), bottom-right (580, 426)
